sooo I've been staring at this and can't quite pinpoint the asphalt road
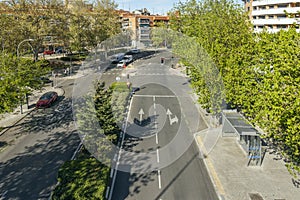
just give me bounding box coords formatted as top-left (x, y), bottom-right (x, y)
top-left (110, 51), bottom-right (218, 200)
top-left (0, 78), bottom-right (80, 200)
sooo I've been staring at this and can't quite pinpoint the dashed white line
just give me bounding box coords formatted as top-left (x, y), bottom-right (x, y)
top-left (158, 170), bottom-right (162, 189)
top-left (156, 133), bottom-right (159, 144)
top-left (110, 169), bottom-right (114, 178)
top-left (108, 97), bottom-right (134, 200)
top-left (105, 187), bottom-right (110, 199)
top-left (134, 95), bottom-right (176, 98)
top-left (156, 148), bottom-right (160, 163)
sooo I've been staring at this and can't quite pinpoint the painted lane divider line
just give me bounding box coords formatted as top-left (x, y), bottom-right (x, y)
top-left (110, 169), bottom-right (114, 178)
top-left (158, 170), bottom-right (162, 189)
top-left (157, 148), bottom-right (160, 163)
top-left (105, 186), bottom-right (110, 199)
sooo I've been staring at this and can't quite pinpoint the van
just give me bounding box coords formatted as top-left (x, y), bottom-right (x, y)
top-left (110, 53), bottom-right (125, 64)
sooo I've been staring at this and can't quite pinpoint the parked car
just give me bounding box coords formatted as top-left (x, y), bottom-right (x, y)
top-left (110, 53), bottom-right (125, 64)
top-left (43, 50), bottom-right (55, 55)
top-left (124, 55), bottom-right (133, 64)
top-left (55, 49), bottom-right (66, 54)
top-left (130, 49), bottom-right (140, 54)
top-left (117, 60), bottom-right (126, 68)
top-left (36, 91), bottom-right (58, 108)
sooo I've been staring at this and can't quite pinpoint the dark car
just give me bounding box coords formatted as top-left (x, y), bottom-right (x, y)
top-left (55, 49), bottom-right (66, 54)
top-left (36, 91), bottom-right (58, 108)
top-left (130, 87), bottom-right (140, 98)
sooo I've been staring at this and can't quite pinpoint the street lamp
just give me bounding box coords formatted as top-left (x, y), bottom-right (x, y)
top-left (17, 39), bottom-right (34, 113)
top-left (17, 39), bottom-right (34, 58)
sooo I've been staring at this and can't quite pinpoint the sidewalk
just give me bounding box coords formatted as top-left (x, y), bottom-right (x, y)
top-left (192, 96), bottom-right (300, 199)
top-left (170, 64), bottom-right (300, 200)
top-left (196, 132), bottom-right (300, 200)
top-left (0, 85), bottom-right (64, 136)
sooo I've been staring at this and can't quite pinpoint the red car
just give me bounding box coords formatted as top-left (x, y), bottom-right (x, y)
top-left (36, 91), bottom-right (58, 108)
top-left (43, 50), bottom-right (55, 55)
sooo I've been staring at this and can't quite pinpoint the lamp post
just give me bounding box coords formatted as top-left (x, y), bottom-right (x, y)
top-left (17, 39), bottom-right (34, 58)
top-left (17, 39), bottom-right (35, 113)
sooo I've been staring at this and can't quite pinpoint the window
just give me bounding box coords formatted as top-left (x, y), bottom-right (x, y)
top-left (269, 5), bottom-right (274, 9)
top-left (277, 15), bottom-right (286, 19)
top-left (278, 4), bottom-right (288, 8)
top-left (277, 25), bottom-right (287, 28)
top-left (259, 15), bottom-right (266, 19)
top-left (269, 15), bottom-right (274, 19)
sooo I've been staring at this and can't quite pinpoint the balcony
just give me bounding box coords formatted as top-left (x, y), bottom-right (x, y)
top-left (253, 0), bottom-right (300, 7)
top-left (252, 7), bottom-right (300, 16)
top-left (253, 18), bottom-right (299, 25)
top-left (254, 27), bottom-right (300, 33)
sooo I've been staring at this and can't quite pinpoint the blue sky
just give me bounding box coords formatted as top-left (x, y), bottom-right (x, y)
top-left (114, 0), bottom-right (244, 15)
top-left (114, 0), bottom-right (184, 15)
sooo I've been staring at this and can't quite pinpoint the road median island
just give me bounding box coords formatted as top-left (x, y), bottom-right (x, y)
top-left (52, 81), bottom-right (131, 199)
top-left (51, 147), bottom-right (110, 200)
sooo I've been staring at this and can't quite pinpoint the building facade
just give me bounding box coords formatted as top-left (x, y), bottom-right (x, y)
top-left (118, 9), bottom-right (169, 47)
top-left (244, 0), bottom-right (300, 33)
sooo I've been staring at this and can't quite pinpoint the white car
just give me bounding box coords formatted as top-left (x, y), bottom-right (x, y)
top-left (124, 55), bottom-right (133, 63)
top-left (130, 49), bottom-right (140, 54)
top-left (117, 60), bottom-right (126, 68)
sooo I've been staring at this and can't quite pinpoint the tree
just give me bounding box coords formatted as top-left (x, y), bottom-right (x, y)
top-left (0, 52), bottom-right (50, 113)
top-left (170, 0), bottom-right (300, 176)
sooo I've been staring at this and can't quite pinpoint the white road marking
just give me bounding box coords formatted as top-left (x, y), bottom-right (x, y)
top-left (148, 63), bottom-right (151, 65)
top-left (108, 97), bottom-right (134, 200)
top-left (105, 186), bottom-right (110, 199)
top-left (139, 108), bottom-right (144, 125)
top-left (158, 170), bottom-right (162, 189)
top-left (166, 109), bottom-right (178, 125)
top-left (157, 148), bottom-right (160, 163)
top-left (133, 95), bottom-right (176, 98)
top-left (110, 169), bottom-right (114, 178)
top-left (154, 100), bottom-right (158, 144)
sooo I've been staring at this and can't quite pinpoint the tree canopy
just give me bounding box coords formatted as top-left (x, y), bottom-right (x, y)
top-left (170, 0), bottom-right (300, 176)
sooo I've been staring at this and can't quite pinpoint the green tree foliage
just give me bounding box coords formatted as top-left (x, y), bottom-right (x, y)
top-left (94, 81), bottom-right (120, 144)
top-left (74, 80), bottom-right (127, 165)
top-left (68, 0), bottom-right (120, 51)
top-left (170, 0), bottom-right (300, 176)
top-left (52, 148), bottom-right (109, 200)
top-left (0, 0), bottom-right (120, 55)
top-left (0, 52), bottom-right (50, 113)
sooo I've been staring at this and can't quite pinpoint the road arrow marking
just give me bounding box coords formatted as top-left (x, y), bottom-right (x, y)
top-left (139, 108), bottom-right (144, 125)
top-left (166, 109), bottom-right (178, 125)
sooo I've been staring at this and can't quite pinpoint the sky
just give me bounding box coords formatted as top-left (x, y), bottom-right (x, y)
top-left (114, 0), bottom-right (244, 15)
top-left (114, 0), bottom-right (184, 15)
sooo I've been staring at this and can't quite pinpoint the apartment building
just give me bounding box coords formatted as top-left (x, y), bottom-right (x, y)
top-left (244, 0), bottom-right (300, 33)
top-left (118, 9), bottom-right (169, 47)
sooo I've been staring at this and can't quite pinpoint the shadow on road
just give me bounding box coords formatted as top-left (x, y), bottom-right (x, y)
top-left (0, 97), bottom-right (81, 199)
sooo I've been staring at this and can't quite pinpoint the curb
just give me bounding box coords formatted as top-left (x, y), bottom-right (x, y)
top-left (0, 87), bottom-right (65, 137)
top-left (194, 132), bottom-right (226, 200)
top-left (0, 108), bottom-right (36, 136)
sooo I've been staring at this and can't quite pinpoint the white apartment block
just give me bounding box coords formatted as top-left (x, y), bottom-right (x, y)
top-left (244, 0), bottom-right (300, 33)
